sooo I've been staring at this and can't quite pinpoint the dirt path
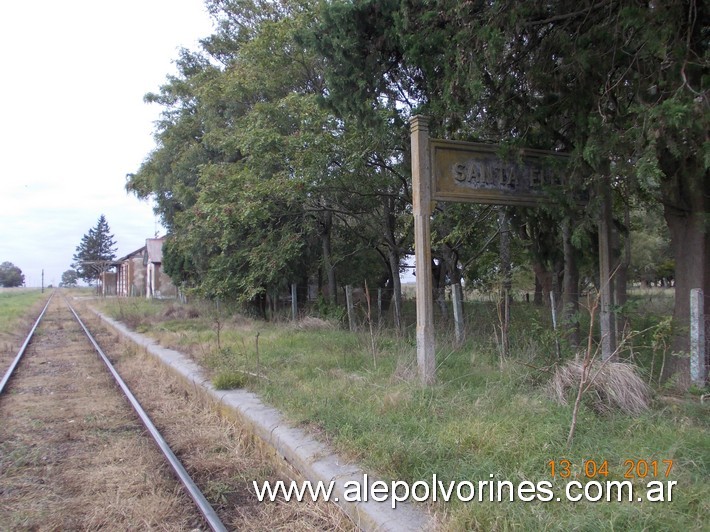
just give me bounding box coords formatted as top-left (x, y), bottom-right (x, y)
top-left (1, 296), bottom-right (352, 531)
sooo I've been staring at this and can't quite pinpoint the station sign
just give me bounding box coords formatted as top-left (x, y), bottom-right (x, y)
top-left (431, 139), bottom-right (570, 206)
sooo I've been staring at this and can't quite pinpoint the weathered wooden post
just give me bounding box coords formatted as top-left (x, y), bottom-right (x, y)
top-left (452, 283), bottom-right (465, 347)
top-left (291, 283), bottom-right (297, 321)
top-left (690, 288), bottom-right (706, 386)
top-left (410, 115), bottom-right (436, 385)
top-left (345, 285), bottom-right (356, 332)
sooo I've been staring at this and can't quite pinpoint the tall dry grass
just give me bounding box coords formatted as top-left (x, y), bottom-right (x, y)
top-left (549, 360), bottom-right (652, 415)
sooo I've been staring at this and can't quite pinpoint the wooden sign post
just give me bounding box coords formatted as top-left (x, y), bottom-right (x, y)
top-left (411, 116), bottom-right (436, 385)
top-left (409, 115), bottom-right (603, 384)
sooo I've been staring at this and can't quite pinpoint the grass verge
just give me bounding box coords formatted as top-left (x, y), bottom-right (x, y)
top-left (96, 294), bottom-right (709, 531)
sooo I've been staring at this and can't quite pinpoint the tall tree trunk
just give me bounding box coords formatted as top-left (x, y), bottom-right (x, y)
top-left (532, 261), bottom-right (553, 307)
top-left (562, 218), bottom-right (580, 347)
top-left (442, 244), bottom-right (462, 285)
top-left (534, 273), bottom-right (543, 306)
top-left (387, 246), bottom-right (403, 332)
top-left (661, 162), bottom-right (709, 390)
top-left (615, 205), bottom-right (631, 338)
top-left (499, 209), bottom-right (512, 299)
top-left (320, 209), bottom-right (337, 304)
top-left (663, 208), bottom-right (708, 389)
top-left (498, 209), bottom-right (512, 354)
top-left (597, 176), bottom-right (617, 361)
top-left (383, 194), bottom-right (403, 331)
top-left (434, 254), bottom-right (449, 320)
top-left (442, 243), bottom-right (463, 318)
top-left (552, 257), bottom-right (564, 309)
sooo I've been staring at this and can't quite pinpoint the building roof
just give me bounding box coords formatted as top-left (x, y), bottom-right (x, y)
top-left (116, 245), bottom-right (146, 263)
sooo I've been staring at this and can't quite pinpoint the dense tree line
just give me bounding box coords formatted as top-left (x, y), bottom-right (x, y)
top-left (127, 0), bottom-right (707, 388)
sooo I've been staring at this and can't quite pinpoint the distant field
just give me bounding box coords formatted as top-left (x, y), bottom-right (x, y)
top-left (0, 289), bottom-right (48, 373)
top-left (0, 289), bottom-right (47, 335)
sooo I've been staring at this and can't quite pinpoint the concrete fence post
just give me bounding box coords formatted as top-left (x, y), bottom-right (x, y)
top-left (690, 288), bottom-right (706, 386)
top-left (345, 285), bottom-right (356, 332)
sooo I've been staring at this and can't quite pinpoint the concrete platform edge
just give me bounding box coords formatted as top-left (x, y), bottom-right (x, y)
top-left (91, 308), bottom-right (436, 532)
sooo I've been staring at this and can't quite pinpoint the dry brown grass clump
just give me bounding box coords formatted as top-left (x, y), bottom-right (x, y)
top-left (549, 360), bottom-right (652, 415)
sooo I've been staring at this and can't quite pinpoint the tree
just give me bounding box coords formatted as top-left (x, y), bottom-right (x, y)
top-left (72, 215), bottom-right (117, 284)
top-left (60, 269), bottom-right (79, 287)
top-left (0, 262), bottom-right (25, 287)
top-left (125, 0), bottom-right (706, 388)
top-left (313, 0), bottom-right (708, 388)
top-left (128, 0), bottom-right (412, 322)
top-left (131, 2), bottom-right (331, 303)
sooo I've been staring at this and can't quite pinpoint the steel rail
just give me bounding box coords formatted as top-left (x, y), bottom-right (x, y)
top-left (0, 292), bottom-right (54, 395)
top-left (64, 298), bottom-right (228, 532)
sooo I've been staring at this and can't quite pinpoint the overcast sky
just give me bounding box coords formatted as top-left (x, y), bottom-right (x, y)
top-left (0, 0), bottom-right (214, 287)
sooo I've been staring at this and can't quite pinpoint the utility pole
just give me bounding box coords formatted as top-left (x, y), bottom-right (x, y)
top-left (41, 269), bottom-right (44, 293)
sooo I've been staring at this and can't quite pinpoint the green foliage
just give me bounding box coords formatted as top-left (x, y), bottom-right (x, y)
top-left (127, 0), bottom-right (707, 389)
top-left (314, 0), bottom-right (708, 385)
top-left (0, 261), bottom-right (25, 287)
top-left (128, 0), bottom-right (412, 307)
top-left (59, 269), bottom-right (79, 287)
top-left (312, 295), bottom-right (346, 322)
top-left (71, 215), bottom-right (117, 284)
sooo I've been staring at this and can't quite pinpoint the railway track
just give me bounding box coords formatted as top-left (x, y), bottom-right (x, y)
top-left (1, 293), bottom-right (352, 531)
top-left (0, 296), bottom-right (227, 531)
